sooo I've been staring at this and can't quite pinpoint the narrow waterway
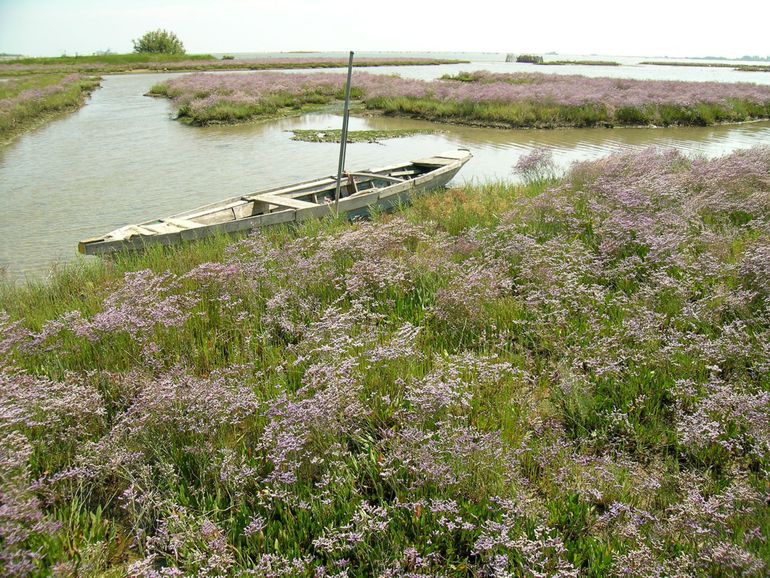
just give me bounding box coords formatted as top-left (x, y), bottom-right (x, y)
top-left (2, 68), bottom-right (770, 280)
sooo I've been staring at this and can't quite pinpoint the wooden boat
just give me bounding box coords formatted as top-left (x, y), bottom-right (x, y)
top-left (78, 149), bottom-right (472, 255)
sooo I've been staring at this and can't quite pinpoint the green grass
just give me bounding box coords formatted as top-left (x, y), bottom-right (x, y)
top-left (641, 60), bottom-right (739, 68)
top-left (441, 72), bottom-right (536, 84)
top-left (737, 64), bottom-right (770, 72)
top-left (4, 53), bottom-right (215, 66)
top-left (364, 95), bottom-right (770, 128)
top-left (364, 95), bottom-right (618, 128)
top-left (642, 60), bottom-right (770, 72)
top-left (539, 60), bottom-right (620, 66)
top-left (0, 233), bottom-right (231, 332)
top-left (0, 55), bottom-right (469, 76)
top-left (178, 97), bottom-right (333, 125)
top-left (0, 73), bottom-right (101, 143)
top-left (290, 128), bottom-right (439, 143)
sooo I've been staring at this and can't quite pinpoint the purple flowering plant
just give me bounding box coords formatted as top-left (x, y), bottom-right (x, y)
top-left (149, 70), bottom-right (770, 128)
top-left (1, 147), bottom-right (769, 575)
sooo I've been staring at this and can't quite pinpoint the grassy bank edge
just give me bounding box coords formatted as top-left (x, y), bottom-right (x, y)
top-left (0, 75), bottom-right (102, 145)
top-left (364, 95), bottom-right (770, 129)
top-left (0, 55), bottom-right (469, 76)
top-left (0, 180), bottom-right (527, 320)
top-left (641, 60), bottom-right (770, 72)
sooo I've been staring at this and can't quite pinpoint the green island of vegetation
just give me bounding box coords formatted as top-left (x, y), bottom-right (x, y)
top-left (539, 60), bottom-right (620, 66)
top-left (516, 54), bottom-right (544, 64)
top-left (2, 147), bottom-right (769, 576)
top-left (510, 54), bottom-right (620, 66)
top-left (0, 73), bottom-right (101, 144)
top-left (641, 61), bottom-right (770, 72)
top-left (0, 54), bottom-right (469, 77)
top-left (290, 128), bottom-right (439, 143)
top-left (149, 70), bottom-right (770, 129)
top-left (738, 64), bottom-right (770, 72)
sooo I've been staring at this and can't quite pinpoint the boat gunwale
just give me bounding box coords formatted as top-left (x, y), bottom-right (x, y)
top-left (78, 150), bottom-right (471, 255)
top-left (171, 161), bottom-right (419, 223)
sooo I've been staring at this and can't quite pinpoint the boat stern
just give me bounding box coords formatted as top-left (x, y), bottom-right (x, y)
top-left (78, 237), bottom-right (103, 255)
top-left (411, 148), bottom-right (472, 167)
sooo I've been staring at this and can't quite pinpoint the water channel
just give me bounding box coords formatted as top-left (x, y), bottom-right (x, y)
top-left (2, 58), bottom-right (770, 280)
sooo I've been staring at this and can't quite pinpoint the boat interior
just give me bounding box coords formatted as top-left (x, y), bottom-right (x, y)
top-left (188, 165), bottom-right (426, 226)
top-left (91, 151), bottom-right (470, 245)
top-left (113, 160), bottom-right (446, 237)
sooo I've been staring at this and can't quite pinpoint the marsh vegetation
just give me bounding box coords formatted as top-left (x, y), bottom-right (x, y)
top-left (290, 128), bottom-right (439, 143)
top-left (0, 56), bottom-right (467, 77)
top-left (150, 70), bottom-right (770, 129)
top-left (0, 73), bottom-right (100, 143)
top-left (642, 61), bottom-right (770, 72)
top-left (1, 147), bottom-right (769, 576)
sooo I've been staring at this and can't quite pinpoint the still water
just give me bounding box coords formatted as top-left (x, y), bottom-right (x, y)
top-left (2, 60), bottom-right (770, 280)
top-left (224, 52), bottom-right (770, 84)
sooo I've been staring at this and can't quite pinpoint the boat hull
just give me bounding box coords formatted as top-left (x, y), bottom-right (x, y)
top-left (79, 150), bottom-right (471, 255)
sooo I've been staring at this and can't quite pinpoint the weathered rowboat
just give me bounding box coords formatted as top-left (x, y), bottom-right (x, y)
top-left (78, 149), bottom-right (472, 255)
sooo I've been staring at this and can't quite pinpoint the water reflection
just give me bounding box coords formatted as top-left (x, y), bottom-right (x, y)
top-left (2, 71), bottom-right (770, 280)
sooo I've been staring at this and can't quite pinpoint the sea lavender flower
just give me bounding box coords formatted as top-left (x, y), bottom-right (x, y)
top-left (433, 257), bottom-right (513, 326)
top-left (0, 432), bottom-right (62, 577)
top-left (89, 269), bottom-right (198, 339)
top-left (0, 370), bottom-right (106, 445)
top-left (0, 312), bottom-right (28, 367)
top-left (154, 70), bottom-right (770, 127)
top-left (312, 501), bottom-right (390, 555)
top-left (366, 322), bottom-right (422, 363)
top-left (514, 148), bottom-right (557, 184)
top-left (404, 365), bottom-right (472, 418)
top-left (243, 515), bottom-right (267, 537)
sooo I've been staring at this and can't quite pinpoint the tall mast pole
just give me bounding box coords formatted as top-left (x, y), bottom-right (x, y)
top-left (334, 51), bottom-right (354, 216)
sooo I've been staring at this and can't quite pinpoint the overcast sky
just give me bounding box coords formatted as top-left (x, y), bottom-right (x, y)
top-left (1, 0), bottom-right (769, 59)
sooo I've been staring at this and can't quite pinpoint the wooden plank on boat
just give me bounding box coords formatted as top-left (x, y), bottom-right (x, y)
top-left (252, 193), bottom-right (319, 210)
top-left (434, 150), bottom-right (473, 160)
top-left (346, 171), bottom-right (406, 183)
top-left (411, 157), bottom-right (457, 166)
top-left (180, 209), bottom-right (297, 240)
top-left (378, 181), bottom-right (412, 201)
top-left (107, 224), bottom-right (162, 239)
top-left (251, 177), bottom-right (337, 199)
top-left (341, 190), bottom-right (382, 211)
top-left (163, 217), bottom-right (205, 230)
top-left (412, 150), bottom-right (472, 165)
top-left (184, 200), bottom-right (249, 224)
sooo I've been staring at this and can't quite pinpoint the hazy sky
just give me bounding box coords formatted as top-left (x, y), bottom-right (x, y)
top-left (1, 0), bottom-right (769, 58)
